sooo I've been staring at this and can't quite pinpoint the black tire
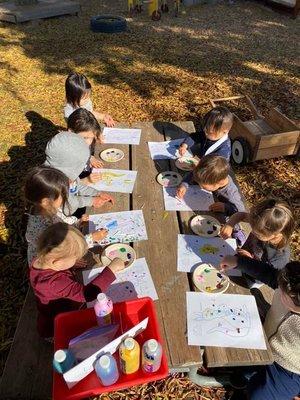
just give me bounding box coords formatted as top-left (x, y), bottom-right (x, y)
top-left (152, 10), bottom-right (161, 20)
top-left (90, 15), bottom-right (127, 33)
top-left (231, 137), bottom-right (252, 166)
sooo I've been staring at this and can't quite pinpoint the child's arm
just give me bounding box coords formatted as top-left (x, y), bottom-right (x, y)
top-left (176, 172), bottom-right (193, 199)
top-left (212, 180), bottom-right (246, 216)
top-left (92, 111), bottom-right (115, 127)
top-left (220, 212), bottom-right (249, 239)
top-left (219, 255), bottom-right (279, 289)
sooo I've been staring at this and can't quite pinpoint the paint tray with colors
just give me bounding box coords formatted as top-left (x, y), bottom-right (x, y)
top-left (175, 156), bottom-right (198, 171)
top-left (100, 148), bottom-right (124, 163)
top-left (101, 243), bottom-right (136, 270)
top-left (190, 215), bottom-right (221, 237)
top-left (192, 263), bottom-right (229, 294)
top-left (156, 171), bottom-right (183, 187)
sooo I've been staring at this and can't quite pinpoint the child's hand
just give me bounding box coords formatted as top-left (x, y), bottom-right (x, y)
top-left (108, 257), bottom-right (125, 274)
top-left (237, 249), bottom-right (254, 258)
top-left (220, 224), bottom-right (233, 239)
top-left (209, 202), bottom-right (225, 213)
top-left (88, 173), bottom-right (102, 184)
top-left (90, 156), bottom-right (103, 169)
top-left (80, 214), bottom-right (89, 222)
top-left (74, 259), bottom-right (88, 269)
top-left (92, 229), bottom-right (108, 242)
top-left (219, 255), bottom-right (237, 273)
top-left (93, 193), bottom-right (115, 208)
top-left (176, 185), bottom-right (187, 199)
top-left (103, 114), bottom-right (115, 127)
top-left (178, 143), bottom-right (188, 156)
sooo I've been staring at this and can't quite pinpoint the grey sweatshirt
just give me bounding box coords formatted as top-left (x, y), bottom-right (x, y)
top-left (44, 131), bottom-right (100, 215)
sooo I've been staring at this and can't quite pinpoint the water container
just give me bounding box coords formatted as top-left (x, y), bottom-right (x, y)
top-left (95, 354), bottom-right (119, 386)
top-left (53, 349), bottom-right (75, 374)
top-left (119, 337), bottom-right (140, 374)
top-left (94, 293), bottom-right (113, 326)
top-left (142, 339), bottom-right (162, 373)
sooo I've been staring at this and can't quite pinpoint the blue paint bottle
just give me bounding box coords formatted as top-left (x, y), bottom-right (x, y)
top-left (53, 349), bottom-right (76, 374)
top-left (95, 354), bottom-right (119, 386)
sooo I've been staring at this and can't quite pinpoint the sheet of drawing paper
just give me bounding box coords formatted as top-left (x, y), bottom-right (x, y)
top-left (163, 186), bottom-right (214, 211)
top-left (177, 234), bottom-right (240, 276)
top-left (186, 292), bottom-right (267, 349)
top-left (90, 169), bottom-right (137, 193)
top-left (82, 258), bottom-right (158, 306)
top-left (148, 138), bottom-right (194, 160)
top-left (102, 127), bottom-right (141, 145)
top-left (88, 210), bottom-right (148, 245)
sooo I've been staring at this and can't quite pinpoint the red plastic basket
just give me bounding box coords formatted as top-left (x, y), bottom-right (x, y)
top-left (53, 297), bottom-right (169, 400)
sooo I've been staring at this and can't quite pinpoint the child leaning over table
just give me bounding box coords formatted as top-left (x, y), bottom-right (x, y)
top-left (30, 222), bottom-right (125, 337)
top-left (178, 107), bottom-right (233, 160)
top-left (176, 155), bottom-right (246, 245)
top-left (219, 259), bottom-right (300, 400)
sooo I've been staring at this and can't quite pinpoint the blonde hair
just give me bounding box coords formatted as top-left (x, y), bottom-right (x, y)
top-left (249, 199), bottom-right (295, 248)
top-left (37, 222), bottom-right (88, 265)
top-left (193, 155), bottom-right (229, 185)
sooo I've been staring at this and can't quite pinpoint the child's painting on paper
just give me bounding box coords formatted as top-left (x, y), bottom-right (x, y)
top-left (186, 292), bottom-right (267, 349)
top-left (102, 128), bottom-right (141, 145)
top-left (163, 186), bottom-right (214, 211)
top-left (91, 169), bottom-right (137, 193)
top-left (148, 138), bottom-right (194, 160)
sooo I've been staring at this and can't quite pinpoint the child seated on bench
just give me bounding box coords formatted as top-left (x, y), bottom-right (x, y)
top-left (25, 166), bottom-right (108, 265)
top-left (219, 259), bottom-right (300, 400)
top-left (64, 72), bottom-right (115, 127)
top-left (30, 222), bottom-right (125, 337)
top-left (220, 198), bottom-right (295, 272)
top-left (178, 107), bottom-right (233, 160)
top-left (44, 131), bottom-right (114, 216)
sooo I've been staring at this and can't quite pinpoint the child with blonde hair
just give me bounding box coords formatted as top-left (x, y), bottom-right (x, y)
top-left (64, 72), bottom-right (115, 127)
top-left (30, 222), bottom-right (124, 337)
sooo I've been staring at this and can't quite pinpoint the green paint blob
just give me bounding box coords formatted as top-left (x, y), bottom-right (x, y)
top-left (120, 248), bottom-right (126, 252)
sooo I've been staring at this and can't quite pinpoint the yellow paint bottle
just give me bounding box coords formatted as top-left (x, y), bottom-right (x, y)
top-left (119, 338), bottom-right (140, 374)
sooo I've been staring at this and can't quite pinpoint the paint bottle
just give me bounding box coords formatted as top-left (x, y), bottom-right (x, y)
top-left (141, 339), bottom-right (162, 373)
top-left (94, 293), bottom-right (113, 326)
top-left (119, 337), bottom-right (140, 374)
top-left (95, 354), bottom-right (119, 386)
top-left (52, 349), bottom-right (75, 374)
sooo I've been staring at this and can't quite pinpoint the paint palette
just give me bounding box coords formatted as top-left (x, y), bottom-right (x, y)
top-left (156, 171), bottom-right (183, 187)
top-left (190, 215), bottom-right (221, 237)
top-left (175, 156), bottom-right (198, 171)
top-left (100, 148), bottom-right (124, 163)
top-left (192, 263), bottom-right (229, 294)
top-left (101, 243), bottom-right (136, 272)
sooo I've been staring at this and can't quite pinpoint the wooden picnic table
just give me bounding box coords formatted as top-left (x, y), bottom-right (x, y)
top-left (89, 120), bottom-right (274, 370)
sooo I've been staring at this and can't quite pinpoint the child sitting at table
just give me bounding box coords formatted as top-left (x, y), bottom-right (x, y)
top-left (178, 107), bottom-right (233, 160)
top-left (64, 72), bottom-right (115, 127)
top-left (219, 259), bottom-right (300, 400)
top-left (67, 107), bottom-right (103, 171)
top-left (44, 131), bottom-right (114, 216)
top-left (220, 198), bottom-right (295, 272)
top-left (25, 166), bottom-right (108, 265)
top-left (30, 222), bottom-right (125, 337)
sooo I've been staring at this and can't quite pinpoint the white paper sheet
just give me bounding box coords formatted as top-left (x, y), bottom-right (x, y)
top-left (186, 292), bottom-right (267, 349)
top-left (148, 138), bottom-right (194, 160)
top-left (90, 169), bottom-right (137, 193)
top-left (63, 317), bottom-right (148, 388)
top-left (102, 127), bottom-right (141, 145)
top-left (163, 186), bottom-right (214, 211)
top-left (89, 210), bottom-right (148, 245)
top-left (177, 234), bottom-right (240, 276)
top-left (82, 258), bottom-right (158, 305)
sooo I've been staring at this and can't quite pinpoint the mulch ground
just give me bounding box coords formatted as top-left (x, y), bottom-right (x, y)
top-left (0, 0), bottom-right (299, 398)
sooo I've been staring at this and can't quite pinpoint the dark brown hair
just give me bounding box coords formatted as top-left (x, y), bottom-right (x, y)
top-left (65, 72), bottom-right (91, 108)
top-left (67, 108), bottom-right (101, 139)
top-left (24, 166), bottom-right (70, 216)
top-left (203, 106), bottom-right (233, 135)
top-left (193, 155), bottom-right (229, 185)
top-left (249, 199), bottom-right (295, 248)
top-left (278, 261), bottom-right (300, 307)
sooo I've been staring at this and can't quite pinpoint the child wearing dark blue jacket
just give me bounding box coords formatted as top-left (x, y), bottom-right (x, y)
top-left (178, 106), bottom-right (233, 160)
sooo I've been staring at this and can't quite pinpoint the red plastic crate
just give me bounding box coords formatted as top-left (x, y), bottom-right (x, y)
top-left (53, 297), bottom-right (169, 400)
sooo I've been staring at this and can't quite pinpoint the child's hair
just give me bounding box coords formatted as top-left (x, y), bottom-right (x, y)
top-left (278, 261), bottom-right (300, 307)
top-left (193, 155), bottom-right (229, 185)
top-left (249, 199), bottom-right (295, 248)
top-left (24, 166), bottom-right (69, 216)
top-left (203, 106), bottom-right (233, 135)
top-left (37, 222), bottom-right (88, 265)
top-left (67, 108), bottom-right (101, 139)
top-left (65, 72), bottom-right (91, 108)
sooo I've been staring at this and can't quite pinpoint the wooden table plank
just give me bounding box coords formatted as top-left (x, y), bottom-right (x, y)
top-left (131, 121), bottom-right (202, 369)
top-left (163, 121), bottom-right (274, 368)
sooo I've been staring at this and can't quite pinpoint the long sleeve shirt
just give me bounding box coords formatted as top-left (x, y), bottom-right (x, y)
top-left (29, 264), bottom-right (115, 337)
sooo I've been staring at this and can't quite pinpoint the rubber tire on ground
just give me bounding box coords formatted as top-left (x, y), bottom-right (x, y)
top-left (90, 15), bottom-right (127, 33)
top-left (231, 137), bottom-right (252, 165)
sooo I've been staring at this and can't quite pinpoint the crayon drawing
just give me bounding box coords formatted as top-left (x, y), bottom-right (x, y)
top-left (163, 186), bottom-right (214, 211)
top-left (91, 169), bottom-right (137, 193)
top-left (187, 292), bottom-right (267, 349)
top-left (89, 210), bottom-right (148, 245)
top-left (102, 127), bottom-right (141, 145)
top-left (148, 138), bottom-right (194, 160)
